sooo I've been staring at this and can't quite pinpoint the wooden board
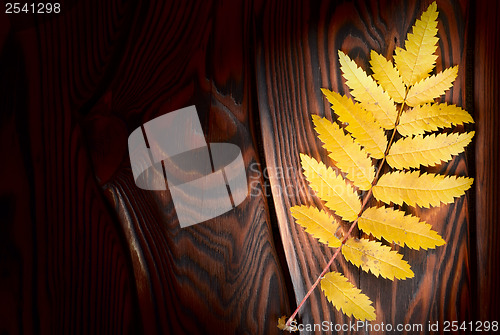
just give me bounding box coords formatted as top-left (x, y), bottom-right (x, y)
top-left (1, 0), bottom-right (499, 333)
top-left (255, 0), bottom-right (476, 330)
top-left (473, 0), bottom-right (500, 321)
top-left (0, 0), bottom-right (289, 334)
top-left (97, 1), bottom-right (291, 333)
top-left (0, 1), bottom-right (139, 333)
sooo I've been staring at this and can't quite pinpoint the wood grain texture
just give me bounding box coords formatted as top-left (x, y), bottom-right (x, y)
top-left (84, 0), bottom-right (291, 334)
top-left (2, 0), bottom-right (499, 333)
top-left (474, 0), bottom-right (500, 321)
top-left (255, 0), bottom-right (474, 332)
top-left (0, 1), bottom-right (139, 333)
top-left (0, 0), bottom-right (290, 334)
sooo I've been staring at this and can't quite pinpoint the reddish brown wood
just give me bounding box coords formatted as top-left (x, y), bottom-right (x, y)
top-left (1, 0), bottom-right (499, 333)
top-left (0, 2), bottom-right (139, 333)
top-left (0, 1), bottom-right (290, 334)
top-left (474, 0), bottom-right (500, 321)
top-left (95, 1), bottom-right (291, 333)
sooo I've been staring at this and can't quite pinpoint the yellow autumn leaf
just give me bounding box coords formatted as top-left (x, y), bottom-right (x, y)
top-left (387, 132), bottom-right (475, 169)
top-left (398, 103), bottom-right (474, 137)
top-left (312, 115), bottom-right (374, 190)
top-left (370, 50), bottom-right (406, 103)
top-left (358, 206), bottom-right (445, 250)
top-left (405, 66), bottom-right (458, 107)
top-left (372, 171), bottom-right (474, 208)
top-left (394, 2), bottom-right (439, 86)
top-left (285, 0), bottom-right (479, 324)
top-left (321, 89), bottom-right (387, 159)
top-left (277, 316), bottom-right (292, 331)
top-left (290, 205), bottom-right (342, 248)
top-left (338, 51), bottom-right (397, 129)
top-left (300, 154), bottom-right (361, 222)
top-left (321, 271), bottom-right (376, 321)
top-left (342, 238), bottom-right (414, 280)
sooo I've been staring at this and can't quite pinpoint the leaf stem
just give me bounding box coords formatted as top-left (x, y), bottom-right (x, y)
top-left (285, 97), bottom-right (408, 329)
top-left (285, 192), bottom-right (370, 328)
top-left (374, 99), bottom-right (407, 182)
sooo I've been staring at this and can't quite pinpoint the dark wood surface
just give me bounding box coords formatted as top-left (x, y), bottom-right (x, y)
top-left (0, 2), bottom-right (140, 334)
top-left (0, 0), bottom-right (498, 334)
top-left (96, 1), bottom-right (291, 334)
top-left (0, 1), bottom-right (290, 334)
top-left (473, 0), bottom-right (500, 323)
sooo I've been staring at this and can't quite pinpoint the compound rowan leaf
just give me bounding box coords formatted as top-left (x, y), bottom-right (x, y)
top-left (321, 272), bottom-right (376, 321)
top-left (372, 171), bottom-right (474, 208)
top-left (300, 154), bottom-right (361, 221)
top-left (321, 89), bottom-right (387, 159)
top-left (342, 238), bottom-right (414, 280)
top-left (398, 103), bottom-right (474, 137)
top-left (387, 132), bottom-right (475, 169)
top-left (338, 51), bottom-right (397, 129)
top-left (312, 115), bottom-right (374, 190)
top-left (370, 50), bottom-right (406, 103)
top-left (290, 205), bottom-right (342, 248)
top-left (394, 2), bottom-right (439, 86)
top-left (358, 206), bottom-right (445, 250)
top-left (405, 66), bottom-right (458, 107)
top-left (285, 1), bottom-right (475, 324)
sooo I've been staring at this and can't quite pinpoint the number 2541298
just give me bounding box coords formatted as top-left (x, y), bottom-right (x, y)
top-left (5, 3), bottom-right (60, 14)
